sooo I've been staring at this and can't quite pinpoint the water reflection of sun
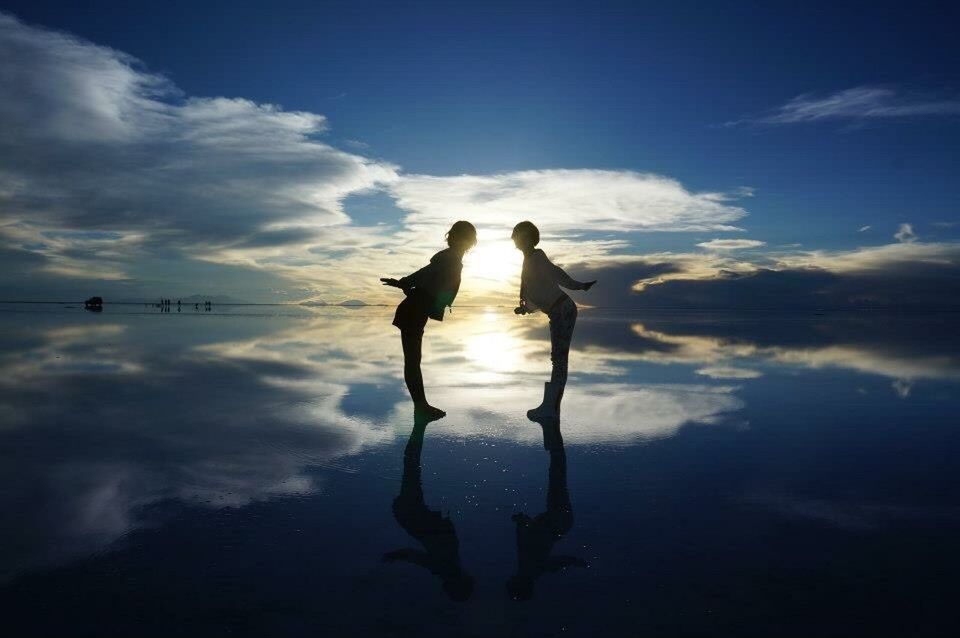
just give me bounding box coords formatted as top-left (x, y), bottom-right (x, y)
top-left (461, 312), bottom-right (527, 376)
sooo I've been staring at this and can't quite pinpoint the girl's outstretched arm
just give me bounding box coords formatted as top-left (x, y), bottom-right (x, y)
top-left (399, 264), bottom-right (431, 290)
top-left (544, 254), bottom-right (596, 290)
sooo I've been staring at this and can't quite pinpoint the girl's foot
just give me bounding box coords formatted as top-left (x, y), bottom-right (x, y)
top-left (414, 402), bottom-right (446, 421)
top-left (527, 381), bottom-right (560, 422)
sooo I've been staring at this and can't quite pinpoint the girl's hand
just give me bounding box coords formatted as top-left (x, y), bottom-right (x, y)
top-left (380, 277), bottom-right (401, 288)
top-left (581, 280), bottom-right (597, 291)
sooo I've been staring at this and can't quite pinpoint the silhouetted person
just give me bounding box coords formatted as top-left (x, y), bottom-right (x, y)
top-left (512, 221), bottom-right (596, 420)
top-left (381, 221), bottom-right (477, 421)
top-left (384, 417), bottom-right (474, 602)
top-left (508, 420), bottom-right (585, 600)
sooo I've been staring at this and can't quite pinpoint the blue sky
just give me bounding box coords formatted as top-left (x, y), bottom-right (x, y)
top-left (0, 0), bottom-right (958, 303)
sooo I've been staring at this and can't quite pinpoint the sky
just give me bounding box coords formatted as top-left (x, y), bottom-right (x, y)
top-left (0, 0), bottom-right (958, 305)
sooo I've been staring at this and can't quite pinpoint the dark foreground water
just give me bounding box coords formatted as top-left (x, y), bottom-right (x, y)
top-left (1, 302), bottom-right (959, 637)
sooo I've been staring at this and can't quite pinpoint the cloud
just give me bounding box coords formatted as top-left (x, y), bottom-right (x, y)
top-left (389, 170), bottom-right (750, 234)
top-left (695, 366), bottom-right (762, 380)
top-left (731, 86), bottom-right (960, 125)
top-left (696, 238), bottom-right (766, 251)
top-left (564, 240), bottom-right (960, 310)
top-left (0, 12), bottom-right (760, 303)
top-left (0, 316), bottom-right (396, 578)
top-left (0, 303), bottom-right (754, 576)
top-left (0, 12), bottom-right (399, 290)
top-left (859, 225), bottom-right (871, 232)
top-left (569, 313), bottom-right (960, 390)
top-left (894, 222), bottom-right (917, 243)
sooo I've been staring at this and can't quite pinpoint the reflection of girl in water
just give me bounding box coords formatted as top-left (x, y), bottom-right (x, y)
top-left (508, 423), bottom-right (585, 600)
top-left (382, 221), bottom-right (477, 420)
top-left (512, 221), bottom-right (596, 421)
top-left (384, 421), bottom-right (474, 601)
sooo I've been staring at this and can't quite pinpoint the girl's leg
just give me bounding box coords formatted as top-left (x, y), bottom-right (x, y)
top-left (549, 299), bottom-right (578, 407)
top-left (401, 328), bottom-right (426, 405)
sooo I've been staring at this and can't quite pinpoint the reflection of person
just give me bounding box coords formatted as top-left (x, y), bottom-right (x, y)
top-left (508, 421), bottom-right (586, 600)
top-left (384, 418), bottom-right (474, 601)
top-left (382, 221), bottom-right (477, 420)
top-left (512, 221), bottom-right (596, 420)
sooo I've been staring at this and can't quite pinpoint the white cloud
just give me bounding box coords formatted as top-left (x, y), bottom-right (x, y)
top-left (695, 366), bottom-right (762, 380)
top-left (770, 240), bottom-right (957, 274)
top-left (696, 238), bottom-right (766, 251)
top-left (0, 12), bottom-right (759, 303)
top-left (0, 12), bottom-right (399, 284)
top-left (390, 170), bottom-right (749, 234)
top-left (626, 323), bottom-right (960, 384)
top-left (894, 223), bottom-right (917, 243)
top-left (733, 86), bottom-right (960, 125)
top-left (891, 379), bottom-right (912, 398)
top-left (858, 225), bottom-right (871, 232)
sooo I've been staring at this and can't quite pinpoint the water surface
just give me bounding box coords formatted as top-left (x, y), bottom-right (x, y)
top-left (1, 303), bottom-right (958, 636)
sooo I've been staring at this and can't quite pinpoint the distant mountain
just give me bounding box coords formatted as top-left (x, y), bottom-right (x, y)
top-left (299, 299), bottom-right (328, 307)
top-left (338, 299), bottom-right (368, 307)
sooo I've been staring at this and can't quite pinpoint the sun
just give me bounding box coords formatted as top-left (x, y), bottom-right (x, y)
top-left (463, 241), bottom-right (523, 289)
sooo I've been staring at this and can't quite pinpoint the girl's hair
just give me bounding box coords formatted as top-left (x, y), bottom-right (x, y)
top-left (446, 220), bottom-right (478, 247)
top-left (511, 221), bottom-right (539, 246)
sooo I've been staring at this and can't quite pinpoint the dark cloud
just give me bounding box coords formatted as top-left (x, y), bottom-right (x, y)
top-left (234, 227), bottom-right (321, 249)
top-left (568, 257), bottom-right (960, 310)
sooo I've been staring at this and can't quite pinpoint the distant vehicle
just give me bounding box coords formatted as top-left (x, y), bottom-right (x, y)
top-left (84, 296), bottom-right (103, 312)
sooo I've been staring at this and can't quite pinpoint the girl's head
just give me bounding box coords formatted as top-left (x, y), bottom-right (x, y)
top-left (511, 221), bottom-right (539, 251)
top-left (446, 220), bottom-right (478, 252)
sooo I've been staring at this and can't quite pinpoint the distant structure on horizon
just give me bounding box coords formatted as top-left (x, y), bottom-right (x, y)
top-left (181, 294), bottom-right (246, 304)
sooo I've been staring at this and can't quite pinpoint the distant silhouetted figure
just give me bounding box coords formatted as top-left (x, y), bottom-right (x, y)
top-left (508, 420), bottom-right (585, 601)
top-left (384, 417), bottom-right (474, 602)
top-left (381, 221), bottom-right (477, 420)
top-left (512, 221), bottom-right (596, 420)
top-left (83, 296), bottom-right (103, 312)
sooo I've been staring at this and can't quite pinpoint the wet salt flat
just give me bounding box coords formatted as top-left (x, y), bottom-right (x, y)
top-left (1, 303), bottom-right (959, 636)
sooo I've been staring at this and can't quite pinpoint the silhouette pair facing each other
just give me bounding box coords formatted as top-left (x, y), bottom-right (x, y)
top-left (381, 220), bottom-right (596, 422)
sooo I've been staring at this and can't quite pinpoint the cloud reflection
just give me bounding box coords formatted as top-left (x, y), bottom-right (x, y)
top-left (2, 306), bottom-right (955, 580)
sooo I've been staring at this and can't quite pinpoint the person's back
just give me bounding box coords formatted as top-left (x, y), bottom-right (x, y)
top-left (404, 247), bottom-right (464, 321)
top-left (520, 248), bottom-right (579, 312)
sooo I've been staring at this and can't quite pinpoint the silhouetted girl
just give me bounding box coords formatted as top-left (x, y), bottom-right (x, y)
top-left (382, 221), bottom-right (477, 420)
top-left (512, 221), bottom-right (595, 420)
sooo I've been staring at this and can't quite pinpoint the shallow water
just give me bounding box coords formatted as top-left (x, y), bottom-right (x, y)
top-left (1, 303), bottom-right (959, 636)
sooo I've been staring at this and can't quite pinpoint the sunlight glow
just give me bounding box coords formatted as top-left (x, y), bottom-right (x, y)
top-left (463, 241), bottom-right (522, 291)
top-left (462, 325), bottom-right (526, 375)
